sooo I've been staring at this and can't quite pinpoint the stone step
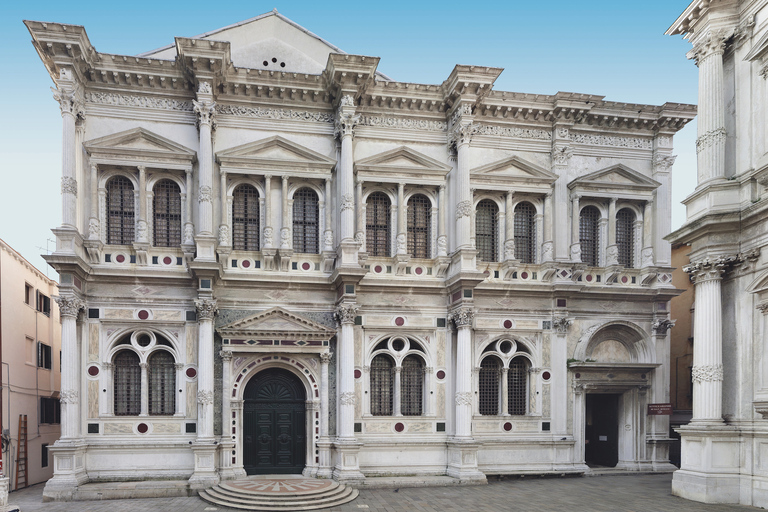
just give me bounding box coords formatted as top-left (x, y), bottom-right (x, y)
top-left (199, 486), bottom-right (359, 511)
top-left (72, 480), bottom-right (192, 500)
top-left (211, 483), bottom-right (347, 502)
top-left (218, 478), bottom-right (340, 498)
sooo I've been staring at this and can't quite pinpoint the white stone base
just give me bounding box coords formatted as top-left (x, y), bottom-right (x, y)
top-left (332, 440), bottom-right (366, 485)
top-left (43, 442), bottom-right (89, 501)
top-left (187, 443), bottom-right (220, 490)
top-left (446, 440), bottom-right (487, 483)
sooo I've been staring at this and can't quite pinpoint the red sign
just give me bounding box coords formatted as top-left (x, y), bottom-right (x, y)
top-left (648, 403), bottom-right (673, 415)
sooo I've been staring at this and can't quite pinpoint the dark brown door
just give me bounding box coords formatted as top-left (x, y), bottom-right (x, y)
top-left (243, 368), bottom-right (306, 474)
top-left (585, 393), bottom-right (619, 467)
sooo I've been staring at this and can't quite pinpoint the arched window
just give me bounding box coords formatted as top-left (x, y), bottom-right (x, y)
top-left (401, 355), bottom-right (424, 416)
top-left (106, 176), bottom-right (135, 245)
top-left (407, 194), bottom-right (431, 258)
top-left (479, 356), bottom-right (501, 415)
top-left (514, 201), bottom-right (536, 264)
top-left (508, 357), bottom-right (529, 415)
top-left (148, 351), bottom-right (176, 415)
top-left (153, 179), bottom-right (181, 247)
top-left (293, 188), bottom-right (319, 254)
top-left (579, 205), bottom-right (601, 267)
top-left (616, 208), bottom-right (636, 268)
top-left (114, 350), bottom-right (140, 416)
top-left (475, 200), bottom-right (498, 262)
top-left (370, 354), bottom-right (394, 416)
top-left (232, 184), bottom-right (260, 251)
top-left (366, 192), bottom-right (391, 257)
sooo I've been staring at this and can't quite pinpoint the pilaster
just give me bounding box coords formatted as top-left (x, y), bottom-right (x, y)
top-left (193, 82), bottom-right (217, 261)
top-left (335, 95), bottom-right (361, 268)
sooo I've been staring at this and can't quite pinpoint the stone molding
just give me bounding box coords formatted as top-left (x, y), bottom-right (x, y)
top-left (195, 299), bottom-right (218, 321)
top-left (334, 304), bottom-right (359, 325)
top-left (54, 296), bottom-right (85, 318)
top-left (691, 364), bottom-right (723, 383)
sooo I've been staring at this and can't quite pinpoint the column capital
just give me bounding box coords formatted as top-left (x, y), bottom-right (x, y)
top-left (450, 121), bottom-right (479, 147)
top-left (139, 362), bottom-right (148, 370)
top-left (553, 316), bottom-right (573, 334)
top-left (319, 351), bottom-right (332, 364)
top-left (335, 98), bottom-right (361, 139)
top-left (334, 303), bottom-right (359, 325)
top-left (193, 82), bottom-right (216, 128)
top-left (653, 154), bottom-right (677, 172)
top-left (684, 258), bottom-right (728, 283)
top-left (54, 296), bottom-right (85, 318)
top-left (219, 349), bottom-right (233, 361)
top-left (195, 299), bottom-right (218, 320)
top-left (688, 29), bottom-right (731, 66)
top-left (552, 146), bottom-right (574, 166)
top-left (449, 306), bottom-right (475, 328)
top-left (652, 318), bottom-right (676, 336)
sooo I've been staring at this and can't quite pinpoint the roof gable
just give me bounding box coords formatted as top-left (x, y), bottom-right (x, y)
top-left (216, 135), bottom-right (335, 176)
top-left (84, 127), bottom-right (196, 168)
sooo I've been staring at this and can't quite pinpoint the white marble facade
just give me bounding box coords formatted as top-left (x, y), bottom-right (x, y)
top-left (27, 10), bottom-right (693, 500)
top-left (667, 0), bottom-right (768, 508)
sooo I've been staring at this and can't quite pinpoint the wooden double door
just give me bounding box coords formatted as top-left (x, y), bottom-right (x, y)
top-left (243, 368), bottom-right (306, 475)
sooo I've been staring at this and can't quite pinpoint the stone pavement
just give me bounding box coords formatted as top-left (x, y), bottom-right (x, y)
top-left (8, 474), bottom-right (758, 511)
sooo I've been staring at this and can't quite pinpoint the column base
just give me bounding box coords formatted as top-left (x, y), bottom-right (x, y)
top-left (316, 439), bottom-right (334, 479)
top-left (278, 248), bottom-right (293, 272)
top-left (450, 248), bottom-right (478, 273)
top-left (332, 439), bottom-right (366, 485)
top-left (187, 443), bottom-right (220, 490)
top-left (336, 241), bottom-right (360, 268)
top-left (446, 439), bottom-right (486, 483)
top-left (42, 441), bottom-right (89, 501)
top-left (194, 235), bottom-right (217, 262)
top-left (217, 441), bottom-right (238, 481)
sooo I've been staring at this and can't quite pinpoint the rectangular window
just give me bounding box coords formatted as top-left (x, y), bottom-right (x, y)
top-left (40, 397), bottom-right (60, 424)
top-left (37, 342), bottom-right (52, 370)
top-left (24, 284), bottom-right (33, 305)
top-left (41, 443), bottom-right (49, 467)
top-left (36, 291), bottom-right (51, 316)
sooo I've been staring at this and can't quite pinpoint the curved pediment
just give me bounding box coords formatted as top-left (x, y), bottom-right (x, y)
top-left (471, 155), bottom-right (557, 192)
top-left (355, 146), bottom-right (450, 185)
top-left (216, 136), bottom-right (335, 178)
top-left (568, 164), bottom-right (659, 198)
top-left (84, 127), bottom-right (196, 169)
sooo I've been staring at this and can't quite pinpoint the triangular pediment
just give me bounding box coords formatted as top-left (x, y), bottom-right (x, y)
top-left (472, 156), bottom-right (557, 182)
top-left (84, 128), bottom-right (196, 166)
top-left (217, 136), bottom-right (336, 173)
top-left (355, 146), bottom-right (451, 176)
top-left (748, 269), bottom-right (768, 295)
top-left (218, 307), bottom-right (335, 337)
top-left (569, 164), bottom-right (660, 192)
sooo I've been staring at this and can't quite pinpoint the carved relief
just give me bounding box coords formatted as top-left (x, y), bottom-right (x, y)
top-left (323, 230), bottom-right (334, 248)
top-left (606, 245), bottom-right (619, 266)
top-left (691, 364), bottom-right (723, 383)
top-left (454, 392), bottom-right (473, 406)
top-left (86, 92), bottom-right (194, 111)
top-left (541, 241), bottom-right (554, 262)
top-left (449, 306), bottom-right (475, 328)
top-left (504, 239), bottom-right (516, 260)
top-left (570, 244), bottom-right (582, 262)
top-left (197, 390), bottom-right (214, 404)
top-left (195, 299), bottom-right (218, 320)
top-left (61, 177), bottom-right (78, 196)
top-left (218, 225), bottom-right (230, 245)
top-left (334, 304), bottom-right (359, 325)
top-left (475, 124), bottom-right (551, 140)
top-left (60, 389), bottom-right (79, 405)
top-left (197, 82), bottom-right (213, 95)
top-left (339, 391), bottom-right (356, 405)
top-left (340, 193), bottom-right (354, 212)
top-left (653, 154), bottom-right (677, 172)
top-left (570, 133), bottom-right (652, 150)
top-left (198, 185), bottom-right (212, 204)
top-left (358, 115), bottom-right (447, 132)
top-left (216, 104), bottom-right (334, 123)
top-left (696, 128), bottom-right (726, 154)
top-left (437, 235), bottom-right (447, 255)
top-left (641, 247), bottom-right (654, 267)
top-left (280, 227), bottom-right (291, 249)
top-left (264, 227), bottom-right (274, 247)
top-left (455, 200), bottom-right (472, 220)
top-left (396, 233), bottom-right (407, 253)
top-left (55, 296), bottom-right (85, 318)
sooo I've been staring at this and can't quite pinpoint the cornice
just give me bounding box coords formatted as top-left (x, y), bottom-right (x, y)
top-left (0, 238), bottom-right (58, 286)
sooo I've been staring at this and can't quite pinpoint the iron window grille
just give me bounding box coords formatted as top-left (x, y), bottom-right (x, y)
top-left (514, 201), bottom-right (536, 264)
top-left (508, 357), bottom-right (528, 415)
top-left (106, 176), bottom-right (135, 245)
top-left (232, 184), bottom-right (260, 251)
top-left (370, 354), bottom-right (394, 416)
top-left (407, 194), bottom-right (431, 258)
top-left (616, 208), bottom-right (635, 268)
top-left (148, 351), bottom-right (176, 415)
top-left (401, 355), bottom-right (425, 416)
top-left (475, 199), bottom-right (498, 262)
top-left (152, 179), bottom-right (182, 247)
top-left (293, 187), bottom-right (319, 254)
top-left (366, 192), bottom-right (391, 257)
top-left (479, 357), bottom-right (501, 415)
top-left (579, 205), bottom-right (601, 267)
top-left (114, 350), bottom-right (141, 416)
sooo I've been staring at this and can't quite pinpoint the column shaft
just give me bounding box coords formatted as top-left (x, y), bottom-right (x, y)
top-left (355, 179), bottom-right (364, 250)
top-left (606, 198), bottom-right (618, 265)
top-left (281, 176), bottom-right (290, 249)
top-left (570, 194), bottom-right (581, 262)
top-left (137, 166), bottom-right (148, 243)
top-left (323, 178), bottom-right (333, 251)
top-left (195, 300), bottom-right (217, 439)
top-left (542, 192), bottom-right (554, 262)
top-left (437, 185), bottom-right (447, 256)
top-left (455, 325), bottom-right (473, 438)
top-left (89, 164), bottom-right (99, 239)
top-left (320, 354), bottom-right (330, 438)
top-left (61, 109), bottom-right (77, 228)
top-left (397, 183), bottom-right (406, 255)
top-left (140, 363), bottom-right (149, 416)
top-left (696, 37), bottom-right (727, 184)
top-left (691, 265), bottom-right (724, 422)
top-left (455, 141), bottom-right (472, 249)
top-left (198, 120), bottom-right (213, 235)
top-left (184, 169), bottom-right (194, 244)
top-left (337, 320), bottom-right (356, 439)
top-left (219, 171), bottom-right (228, 245)
top-left (55, 297), bottom-right (83, 439)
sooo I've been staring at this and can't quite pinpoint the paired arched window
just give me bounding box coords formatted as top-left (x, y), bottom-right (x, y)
top-left (475, 200), bottom-right (498, 262)
top-left (478, 339), bottom-right (531, 416)
top-left (514, 201), bottom-right (536, 264)
top-left (366, 192), bottom-right (391, 257)
top-left (152, 179), bottom-right (182, 247)
top-left (232, 184), bottom-right (260, 251)
top-left (293, 188), bottom-right (319, 254)
top-left (114, 350), bottom-right (141, 416)
top-left (579, 205), bottom-right (601, 267)
top-left (106, 176), bottom-right (135, 245)
top-left (407, 194), bottom-right (431, 258)
top-left (148, 351), bottom-right (176, 415)
top-left (370, 354), bottom-right (394, 416)
top-left (616, 208), bottom-right (636, 268)
top-left (370, 337), bottom-right (427, 416)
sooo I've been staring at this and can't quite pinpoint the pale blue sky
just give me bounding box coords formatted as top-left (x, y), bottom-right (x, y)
top-left (0, 1), bottom-right (697, 275)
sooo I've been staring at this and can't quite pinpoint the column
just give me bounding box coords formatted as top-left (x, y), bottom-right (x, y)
top-left (184, 169), bottom-right (194, 245)
top-left (264, 174), bottom-right (274, 248)
top-left (52, 70), bottom-right (81, 230)
top-left (280, 175), bottom-right (291, 249)
top-left (323, 178), bottom-right (333, 251)
top-left (220, 350), bottom-right (233, 427)
top-left (88, 164), bottom-right (99, 240)
top-left (641, 199), bottom-right (654, 267)
top-left (551, 130), bottom-right (573, 261)
top-left (686, 259), bottom-right (726, 422)
top-left (453, 120), bottom-right (477, 252)
top-left (424, 367), bottom-right (434, 416)
top-left (450, 306), bottom-right (475, 439)
top-left (542, 192), bottom-right (554, 262)
top-left (335, 96), bottom-right (360, 266)
top-left (570, 193), bottom-right (581, 262)
top-left (652, 151), bottom-right (675, 266)
top-left (437, 185), bottom-right (447, 256)
top-left (218, 171), bottom-right (229, 246)
top-left (335, 303), bottom-right (359, 440)
top-left (100, 363), bottom-right (113, 416)
top-left (551, 317), bottom-right (572, 434)
top-left (606, 198), bottom-right (618, 266)
top-left (193, 82), bottom-right (216, 259)
top-left (355, 178), bottom-right (364, 250)
top-left (504, 192), bottom-right (515, 260)
top-left (136, 166), bottom-right (149, 243)
top-left (394, 367), bottom-right (403, 416)
top-left (175, 363), bottom-right (185, 416)
top-left (54, 296), bottom-right (85, 439)
top-left (501, 367), bottom-right (510, 416)
top-left (139, 362), bottom-right (149, 416)
top-left (396, 182), bottom-right (406, 255)
top-left (319, 352), bottom-right (331, 439)
top-left (195, 299), bottom-right (218, 439)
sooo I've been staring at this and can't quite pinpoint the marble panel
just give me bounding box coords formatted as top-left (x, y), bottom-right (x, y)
top-left (88, 380), bottom-right (98, 419)
top-left (89, 323), bottom-right (99, 360)
top-left (104, 309), bottom-right (134, 320)
top-left (104, 423), bottom-right (133, 434)
top-left (152, 423), bottom-right (180, 434)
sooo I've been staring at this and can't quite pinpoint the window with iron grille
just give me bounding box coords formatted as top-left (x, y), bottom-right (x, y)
top-left (148, 350), bottom-right (176, 415)
top-left (616, 208), bottom-right (635, 268)
top-left (370, 354), bottom-right (394, 416)
top-left (579, 205), bottom-right (601, 267)
top-left (153, 179), bottom-right (182, 247)
top-left (366, 192), bottom-right (391, 257)
top-left (401, 355), bottom-right (424, 416)
top-left (514, 201), bottom-right (536, 264)
top-left (508, 357), bottom-right (528, 415)
top-left (476, 199), bottom-right (498, 262)
top-left (479, 356), bottom-right (501, 415)
top-left (114, 350), bottom-right (141, 416)
top-left (293, 187), bottom-right (319, 254)
top-left (407, 194), bottom-right (431, 258)
top-left (106, 176), bottom-right (135, 245)
top-left (232, 184), bottom-right (260, 251)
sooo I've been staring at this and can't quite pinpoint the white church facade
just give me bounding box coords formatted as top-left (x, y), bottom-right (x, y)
top-left (26, 11), bottom-right (694, 500)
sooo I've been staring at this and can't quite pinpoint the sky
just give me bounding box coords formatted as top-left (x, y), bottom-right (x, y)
top-left (0, 0), bottom-right (698, 277)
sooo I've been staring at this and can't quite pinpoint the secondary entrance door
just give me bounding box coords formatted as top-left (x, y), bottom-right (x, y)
top-left (585, 393), bottom-right (619, 467)
top-left (243, 368), bottom-right (306, 474)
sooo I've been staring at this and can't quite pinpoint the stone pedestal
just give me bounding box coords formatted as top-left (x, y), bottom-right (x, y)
top-left (446, 440), bottom-right (486, 483)
top-left (42, 442), bottom-right (89, 501)
top-left (188, 443), bottom-right (220, 490)
top-left (332, 440), bottom-right (365, 484)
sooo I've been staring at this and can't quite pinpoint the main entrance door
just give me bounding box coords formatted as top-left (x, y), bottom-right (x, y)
top-left (243, 368), bottom-right (306, 475)
top-left (585, 393), bottom-right (619, 467)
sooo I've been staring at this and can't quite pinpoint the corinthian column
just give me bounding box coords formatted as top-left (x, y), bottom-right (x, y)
top-left (195, 299), bottom-right (218, 439)
top-left (334, 303), bottom-right (358, 440)
top-left (335, 96), bottom-right (360, 267)
top-left (54, 296), bottom-right (85, 439)
top-left (193, 82), bottom-right (216, 260)
top-left (570, 193), bottom-right (581, 262)
top-left (685, 259), bottom-right (726, 423)
top-left (606, 198), bottom-right (618, 266)
top-left (449, 306), bottom-right (475, 439)
top-left (52, 69), bottom-right (82, 231)
top-left (451, 107), bottom-right (478, 255)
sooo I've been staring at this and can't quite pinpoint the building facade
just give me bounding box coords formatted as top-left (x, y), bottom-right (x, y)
top-left (26, 11), bottom-right (694, 500)
top-left (0, 238), bottom-right (62, 489)
top-left (667, 0), bottom-right (768, 507)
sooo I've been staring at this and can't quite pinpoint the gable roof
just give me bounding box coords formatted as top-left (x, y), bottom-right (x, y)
top-left (84, 127), bottom-right (196, 169)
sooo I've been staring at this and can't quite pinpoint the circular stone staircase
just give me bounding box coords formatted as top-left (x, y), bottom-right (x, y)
top-left (198, 476), bottom-right (359, 511)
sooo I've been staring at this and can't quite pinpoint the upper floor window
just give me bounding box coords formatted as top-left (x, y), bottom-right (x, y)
top-left (148, 351), bottom-right (176, 415)
top-left (514, 201), bottom-right (536, 264)
top-left (579, 205), bottom-right (601, 267)
top-left (366, 192), bottom-right (391, 257)
top-left (36, 291), bottom-right (50, 316)
top-left (475, 199), bottom-right (498, 262)
top-left (293, 187), bottom-right (319, 254)
top-left (114, 350), bottom-right (141, 416)
top-left (616, 208), bottom-right (636, 268)
top-left (106, 176), bottom-right (135, 245)
top-left (370, 354), bottom-right (394, 416)
top-left (232, 184), bottom-right (260, 251)
top-left (479, 356), bottom-right (501, 415)
top-left (37, 342), bottom-right (52, 369)
top-left (478, 340), bottom-right (531, 416)
top-left (153, 179), bottom-right (181, 247)
top-left (407, 194), bottom-right (431, 259)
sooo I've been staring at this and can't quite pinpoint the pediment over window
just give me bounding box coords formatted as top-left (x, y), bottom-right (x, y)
top-left (355, 146), bottom-right (451, 185)
top-left (217, 307), bottom-right (336, 346)
top-left (84, 128), bottom-right (196, 169)
top-left (216, 136), bottom-right (335, 178)
top-left (470, 155), bottom-right (557, 192)
top-left (568, 164), bottom-right (660, 199)
top-left (747, 269), bottom-right (768, 296)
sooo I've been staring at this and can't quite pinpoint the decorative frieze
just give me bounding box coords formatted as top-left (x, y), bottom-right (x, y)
top-left (216, 104), bottom-right (334, 123)
top-left (358, 115), bottom-right (447, 132)
top-left (86, 92), bottom-right (194, 111)
top-left (474, 124), bottom-right (551, 140)
top-left (691, 364), bottom-right (723, 383)
top-left (570, 132), bottom-right (653, 150)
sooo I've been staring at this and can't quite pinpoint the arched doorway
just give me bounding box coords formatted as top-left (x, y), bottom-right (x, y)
top-left (243, 368), bottom-right (306, 475)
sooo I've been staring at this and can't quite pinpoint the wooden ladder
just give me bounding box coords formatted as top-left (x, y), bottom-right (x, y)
top-left (15, 414), bottom-right (27, 490)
